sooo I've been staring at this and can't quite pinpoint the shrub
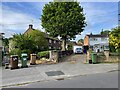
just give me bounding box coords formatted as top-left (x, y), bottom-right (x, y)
top-left (9, 48), bottom-right (21, 59)
top-left (116, 48), bottom-right (120, 53)
top-left (37, 51), bottom-right (49, 58)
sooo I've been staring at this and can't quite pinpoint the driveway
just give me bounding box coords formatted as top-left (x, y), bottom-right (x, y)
top-left (1, 54), bottom-right (118, 88)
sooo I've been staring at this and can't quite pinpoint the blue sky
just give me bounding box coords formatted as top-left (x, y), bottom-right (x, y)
top-left (0, 1), bottom-right (118, 41)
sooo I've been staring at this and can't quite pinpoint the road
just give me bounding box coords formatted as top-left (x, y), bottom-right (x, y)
top-left (5, 71), bottom-right (118, 88)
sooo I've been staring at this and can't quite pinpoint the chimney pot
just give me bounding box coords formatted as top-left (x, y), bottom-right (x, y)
top-left (29, 24), bottom-right (33, 29)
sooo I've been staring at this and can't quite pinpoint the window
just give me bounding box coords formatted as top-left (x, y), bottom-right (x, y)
top-left (94, 38), bottom-right (97, 41)
top-left (49, 39), bottom-right (52, 43)
top-left (54, 40), bottom-right (56, 43)
top-left (49, 46), bottom-right (51, 49)
top-left (90, 38), bottom-right (93, 41)
top-left (104, 46), bottom-right (109, 50)
top-left (101, 38), bottom-right (106, 41)
top-left (90, 38), bottom-right (97, 41)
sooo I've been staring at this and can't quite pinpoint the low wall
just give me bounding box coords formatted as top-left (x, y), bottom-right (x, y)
top-left (86, 51), bottom-right (120, 63)
top-left (97, 55), bottom-right (120, 63)
top-left (49, 50), bottom-right (73, 63)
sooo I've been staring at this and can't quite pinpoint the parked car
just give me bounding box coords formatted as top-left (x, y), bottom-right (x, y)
top-left (75, 48), bottom-right (83, 54)
top-left (73, 46), bottom-right (83, 54)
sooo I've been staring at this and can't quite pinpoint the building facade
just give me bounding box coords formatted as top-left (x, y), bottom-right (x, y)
top-left (84, 34), bottom-right (109, 52)
top-left (24, 24), bottom-right (62, 50)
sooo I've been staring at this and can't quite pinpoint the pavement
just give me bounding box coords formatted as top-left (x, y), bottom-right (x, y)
top-left (13, 70), bottom-right (119, 88)
top-left (1, 54), bottom-right (119, 88)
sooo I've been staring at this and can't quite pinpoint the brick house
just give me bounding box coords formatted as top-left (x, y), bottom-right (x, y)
top-left (83, 34), bottom-right (109, 52)
top-left (24, 24), bottom-right (62, 50)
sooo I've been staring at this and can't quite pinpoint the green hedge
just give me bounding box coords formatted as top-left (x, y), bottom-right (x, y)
top-left (37, 51), bottom-right (49, 58)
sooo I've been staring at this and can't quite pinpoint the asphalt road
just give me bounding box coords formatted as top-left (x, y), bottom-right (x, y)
top-left (5, 71), bottom-right (118, 88)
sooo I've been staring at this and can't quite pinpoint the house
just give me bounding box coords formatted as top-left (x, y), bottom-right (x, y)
top-left (83, 34), bottom-right (109, 52)
top-left (24, 24), bottom-right (62, 50)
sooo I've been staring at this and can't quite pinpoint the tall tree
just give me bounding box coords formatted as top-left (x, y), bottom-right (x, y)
top-left (41, 2), bottom-right (86, 51)
top-left (109, 27), bottom-right (120, 52)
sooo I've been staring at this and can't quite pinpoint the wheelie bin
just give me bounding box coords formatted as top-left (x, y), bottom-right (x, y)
top-left (91, 53), bottom-right (97, 64)
top-left (21, 53), bottom-right (28, 68)
top-left (10, 55), bottom-right (19, 70)
top-left (30, 54), bottom-right (36, 65)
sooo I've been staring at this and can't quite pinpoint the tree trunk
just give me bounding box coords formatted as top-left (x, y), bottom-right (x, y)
top-left (61, 39), bottom-right (66, 51)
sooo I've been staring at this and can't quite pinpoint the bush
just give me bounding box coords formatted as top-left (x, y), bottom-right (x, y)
top-left (37, 51), bottom-right (49, 58)
top-left (116, 48), bottom-right (120, 53)
top-left (110, 45), bottom-right (116, 52)
top-left (9, 48), bottom-right (21, 59)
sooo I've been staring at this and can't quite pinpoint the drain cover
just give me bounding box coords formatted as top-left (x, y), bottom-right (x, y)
top-left (45, 71), bottom-right (64, 76)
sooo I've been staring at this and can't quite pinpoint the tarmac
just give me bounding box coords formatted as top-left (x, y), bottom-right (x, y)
top-left (1, 54), bottom-right (119, 88)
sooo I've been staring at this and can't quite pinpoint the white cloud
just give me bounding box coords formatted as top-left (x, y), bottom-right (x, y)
top-left (0, 4), bottom-right (44, 38)
top-left (73, 2), bottom-right (118, 41)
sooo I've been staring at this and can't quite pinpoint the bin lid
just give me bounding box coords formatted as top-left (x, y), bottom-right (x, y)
top-left (91, 53), bottom-right (97, 55)
top-left (21, 53), bottom-right (27, 57)
top-left (30, 54), bottom-right (36, 56)
top-left (10, 55), bottom-right (18, 57)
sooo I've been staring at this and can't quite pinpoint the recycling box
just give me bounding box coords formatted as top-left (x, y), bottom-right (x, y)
top-left (21, 53), bottom-right (28, 68)
top-left (10, 55), bottom-right (19, 70)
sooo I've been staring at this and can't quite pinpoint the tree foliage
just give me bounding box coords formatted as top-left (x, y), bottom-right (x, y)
top-left (101, 30), bottom-right (110, 35)
top-left (3, 38), bottom-right (9, 47)
top-left (78, 38), bottom-right (83, 43)
top-left (28, 30), bottom-right (48, 51)
top-left (41, 2), bottom-right (86, 50)
top-left (12, 34), bottom-right (34, 52)
top-left (11, 30), bottom-right (48, 57)
top-left (109, 27), bottom-right (120, 51)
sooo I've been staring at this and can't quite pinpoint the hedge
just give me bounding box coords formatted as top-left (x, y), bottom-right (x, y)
top-left (37, 51), bottom-right (49, 58)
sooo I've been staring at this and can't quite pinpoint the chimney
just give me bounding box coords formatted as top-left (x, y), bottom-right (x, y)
top-left (29, 24), bottom-right (33, 29)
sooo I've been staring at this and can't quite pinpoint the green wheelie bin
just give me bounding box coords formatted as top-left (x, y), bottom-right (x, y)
top-left (91, 53), bottom-right (97, 64)
top-left (21, 53), bottom-right (28, 68)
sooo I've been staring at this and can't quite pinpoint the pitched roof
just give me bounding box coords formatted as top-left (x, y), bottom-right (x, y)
top-left (24, 24), bottom-right (60, 41)
top-left (86, 34), bottom-right (109, 38)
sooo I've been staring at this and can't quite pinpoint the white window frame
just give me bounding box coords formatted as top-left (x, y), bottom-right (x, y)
top-left (54, 40), bottom-right (56, 43)
top-left (49, 39), bottom-right (52, 43)
top-left (49, 46), bottom-right (51, 49)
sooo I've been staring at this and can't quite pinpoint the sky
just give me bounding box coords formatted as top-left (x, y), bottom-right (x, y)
top-left (0, 1), bottom-right (118, 42)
